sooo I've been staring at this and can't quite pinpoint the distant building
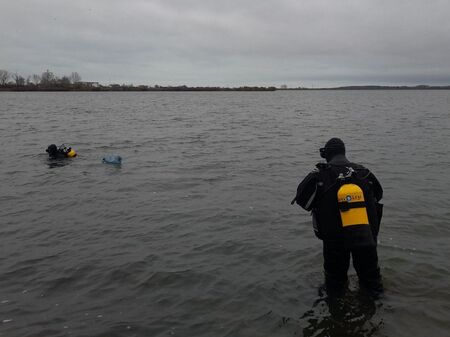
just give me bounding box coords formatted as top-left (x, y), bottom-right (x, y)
top-left (280, 84), bottom-right (288, 89)
top-left (80, 81), bottom-right (100, 88)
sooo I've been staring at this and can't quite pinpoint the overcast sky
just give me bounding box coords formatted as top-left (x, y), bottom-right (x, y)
top-left (1, 0), bottom-right (450, 87)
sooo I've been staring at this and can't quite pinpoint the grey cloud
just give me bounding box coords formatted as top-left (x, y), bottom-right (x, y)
top-left (1, 0), bottom-right (450, 86)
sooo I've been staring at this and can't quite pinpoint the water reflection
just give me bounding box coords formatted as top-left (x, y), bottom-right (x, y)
top-left (300, 285), bottom-right (383, 337)
top-left (47, 158), bottom-right (72, 168)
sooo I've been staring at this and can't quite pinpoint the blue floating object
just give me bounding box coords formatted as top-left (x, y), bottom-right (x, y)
top-left (102, 155), bottom-right (122, 165)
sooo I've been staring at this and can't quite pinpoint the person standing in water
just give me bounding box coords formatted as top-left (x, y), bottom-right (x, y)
top-left (292, 138), bottom-right (383, 294)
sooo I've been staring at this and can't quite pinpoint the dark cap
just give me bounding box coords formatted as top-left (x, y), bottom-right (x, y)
top-left (320, 138), bottom-right (345, 160)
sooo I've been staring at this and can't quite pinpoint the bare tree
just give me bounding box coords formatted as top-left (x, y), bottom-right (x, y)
top-left (32, 74), bottom-right (41, 85)
top-left (59, 76), bottom-right (71, 87)
top-left (70, 72), bottom-right (81, 84)
top-left (0, 69), bottom-right (10, 86)
top-left (41, 69), bottom-right (55, 85)
top-left (12, 73), bottom-right (25, 86)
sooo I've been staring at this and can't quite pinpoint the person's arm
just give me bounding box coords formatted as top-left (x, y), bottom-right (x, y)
top-left (368, 172), bottom-right (383, 202)
top-left (367, 171), bottom-right (383, 234)
top-left (292, 170), bottom-right (319, 211)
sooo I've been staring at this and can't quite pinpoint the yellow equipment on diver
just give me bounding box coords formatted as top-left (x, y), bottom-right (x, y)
top-left (58, 144), bottom-right (77, 158)
top-left (337, 183), bottom-right (369, 227)
top-left (66, 148), bottom-right (77, 157)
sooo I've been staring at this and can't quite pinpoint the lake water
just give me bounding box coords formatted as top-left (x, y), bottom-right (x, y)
top-left (0, 91), bottom-right (449, 337)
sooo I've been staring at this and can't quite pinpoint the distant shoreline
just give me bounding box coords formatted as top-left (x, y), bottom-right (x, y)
top-left (292, 85), bottom-right (450, 90)
top-left (1, 85), bottom-right (450, 92)
top-left (2, 70), bottom-right (450, 92)
top-left (0, 85), bottom-right (277, 92)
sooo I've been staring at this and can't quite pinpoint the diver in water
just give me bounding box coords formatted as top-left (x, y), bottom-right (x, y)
top-left (46, 144), bottom-right (77, 159)
top-left (292, 138), bottom-right (383, 294)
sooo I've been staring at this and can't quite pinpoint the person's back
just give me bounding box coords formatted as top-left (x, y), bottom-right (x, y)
top-left (293, 138), bottom-right (383, 294)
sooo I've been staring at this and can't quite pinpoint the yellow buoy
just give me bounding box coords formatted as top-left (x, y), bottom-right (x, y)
top-left (337, 183), bottom-right (369, 227)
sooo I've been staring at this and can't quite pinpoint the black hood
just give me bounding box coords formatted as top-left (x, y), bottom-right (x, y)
top-left (46, 144), bottom-right (58, 154)
top-left (321, 138), bottom-right (346, 162)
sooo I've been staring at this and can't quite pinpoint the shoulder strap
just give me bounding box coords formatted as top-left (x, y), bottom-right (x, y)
top-left (310, 164), bottom-right (342, 207)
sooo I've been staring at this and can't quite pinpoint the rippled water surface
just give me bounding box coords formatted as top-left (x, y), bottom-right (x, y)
top-left (1, 91), bottom-right (449, 337)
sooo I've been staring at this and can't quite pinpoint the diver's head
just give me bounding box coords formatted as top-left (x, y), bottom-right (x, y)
top-left (320, 138), bottom-right (345, 162)
top-left (46, 144), bottom-right (58, 155)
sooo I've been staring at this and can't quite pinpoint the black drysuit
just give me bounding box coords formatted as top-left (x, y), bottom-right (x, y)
top-left (294, 154), bottom-right (383, 293)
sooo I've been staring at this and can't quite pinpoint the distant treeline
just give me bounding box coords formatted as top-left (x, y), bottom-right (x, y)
top-left (0, 69), bottom-right (86, 90)
top-left (0, 69), bottom-right (276, 92)
top-left (304, 85), bottom-right (450, 90)
top-left (1, 69), bottom-right (449, 91)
